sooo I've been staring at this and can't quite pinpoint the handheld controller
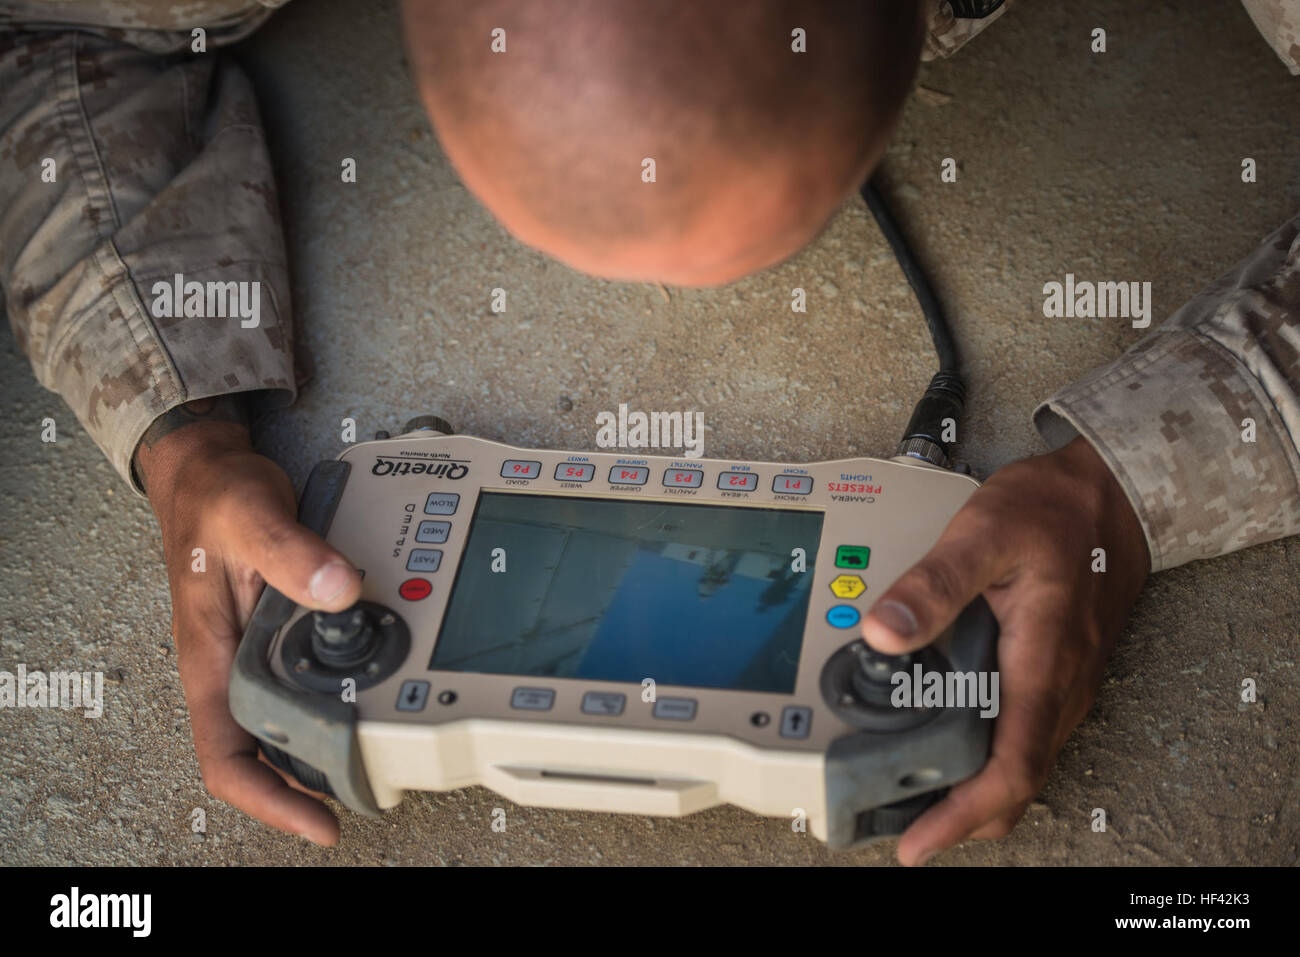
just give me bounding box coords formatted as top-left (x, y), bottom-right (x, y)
top-left (230, 416), bottom-right (998, 848)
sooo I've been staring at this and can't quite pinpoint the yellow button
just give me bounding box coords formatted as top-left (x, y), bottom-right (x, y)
top-left (829, 574), bottom-right (866, 599)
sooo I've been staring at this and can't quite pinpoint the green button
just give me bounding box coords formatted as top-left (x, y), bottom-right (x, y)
top-left (834, 545), bottom-right (871, 570)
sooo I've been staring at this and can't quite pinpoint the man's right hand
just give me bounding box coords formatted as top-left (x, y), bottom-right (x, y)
top-left (135, 413), bottom-right (362, 845)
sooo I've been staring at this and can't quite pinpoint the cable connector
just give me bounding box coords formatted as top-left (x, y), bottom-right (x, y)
top-left (896, 370), bottom-right (966, 468)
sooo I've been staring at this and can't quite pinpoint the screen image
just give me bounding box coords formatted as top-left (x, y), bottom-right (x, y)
top-left (430, 492), bottom-right (825, 693)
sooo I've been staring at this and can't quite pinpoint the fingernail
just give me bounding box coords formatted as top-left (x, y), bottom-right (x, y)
top-left (309, 561), bottom-right (353, 603)
top-left (872, 600), bottom-right (918, 639)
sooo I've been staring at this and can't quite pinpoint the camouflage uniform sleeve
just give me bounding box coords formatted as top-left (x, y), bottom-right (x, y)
top-left (0, 7), bottom-right (299, 498)
top-left (1240, 0), bottom-right (1300, 75)
top-left (1034, 213), bottom-right (1300, 572)
top-left (921, 0), bottom-right (1013, 61)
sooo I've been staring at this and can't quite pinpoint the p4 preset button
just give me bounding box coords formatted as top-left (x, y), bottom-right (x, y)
top-left (609, 466), bottom-right (649, 485)
top-left (652, 697), bottom-right (697, 721)
top-left (510, 687), bottom-right (555, 711)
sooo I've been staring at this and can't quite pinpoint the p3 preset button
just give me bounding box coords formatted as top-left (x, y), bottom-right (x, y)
top-left (663, 468), bottom-right (703, 488)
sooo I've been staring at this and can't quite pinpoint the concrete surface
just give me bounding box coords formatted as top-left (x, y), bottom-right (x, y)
top-left (2, 0), bottom-right (1297, 866)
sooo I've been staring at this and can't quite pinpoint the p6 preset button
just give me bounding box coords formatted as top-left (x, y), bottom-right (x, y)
top-left (501, 460), bottom-right (541, 479)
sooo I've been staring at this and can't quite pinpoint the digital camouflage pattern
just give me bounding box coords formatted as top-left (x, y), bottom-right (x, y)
top-left (0, 0), bottom-right (1298, 573)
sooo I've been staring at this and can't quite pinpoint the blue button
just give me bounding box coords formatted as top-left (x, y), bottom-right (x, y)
top-left (826, 605), bottom-right (861, 628)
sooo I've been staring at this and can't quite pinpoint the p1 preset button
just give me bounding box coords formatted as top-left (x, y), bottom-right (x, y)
top-left (652, 697), bottom-right (697, 721)
top-left (773, 475), bottom-right (813, 495)
top-left (501, 460), bottom-right (541, 479)
top-left (510, 687), bottom-right (555, 711)
top-left (424, 492), bottom-right (459, 515)
top-left (609, 466), bottom-right (649, 485)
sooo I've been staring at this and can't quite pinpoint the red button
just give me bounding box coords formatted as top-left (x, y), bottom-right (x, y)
top-left (399, 578), bottom-right (433, 601)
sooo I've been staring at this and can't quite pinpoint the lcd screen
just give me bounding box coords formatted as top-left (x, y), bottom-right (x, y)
top-left (430, 491), bottom-right (824, 692)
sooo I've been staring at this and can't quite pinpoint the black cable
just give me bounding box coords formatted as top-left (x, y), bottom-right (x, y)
top-left (861, 176), bottom-right (966, 467)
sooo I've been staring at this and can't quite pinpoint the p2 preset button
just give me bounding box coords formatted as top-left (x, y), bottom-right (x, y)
top-left (717, 471), bottom-right (758, 491)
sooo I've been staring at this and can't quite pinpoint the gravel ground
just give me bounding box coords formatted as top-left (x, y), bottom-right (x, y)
top-left (1, 0), bottom-right (1296, 866)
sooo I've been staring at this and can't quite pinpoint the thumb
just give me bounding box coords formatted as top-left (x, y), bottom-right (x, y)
top-left (861, 512), bottom-right (1008, 654)
top-left (224, 490), bottom-right (363, 612)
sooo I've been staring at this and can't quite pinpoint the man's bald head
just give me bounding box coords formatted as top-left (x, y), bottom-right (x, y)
top-left (402, 0), bottom-right (926, 285)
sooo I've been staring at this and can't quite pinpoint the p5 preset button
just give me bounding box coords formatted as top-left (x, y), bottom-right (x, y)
top-left (609, 466), bottom-right (649, 485)
top-left (555, 463), bottom-right (595, 482)
top-left (501, 460), bottom-right (541, 479)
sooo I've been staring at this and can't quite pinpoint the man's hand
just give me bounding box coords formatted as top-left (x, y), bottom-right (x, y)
top-left (136, 411), bottom-right (362, 845)
top-left (861, 436), bottom-right (1150, 865)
